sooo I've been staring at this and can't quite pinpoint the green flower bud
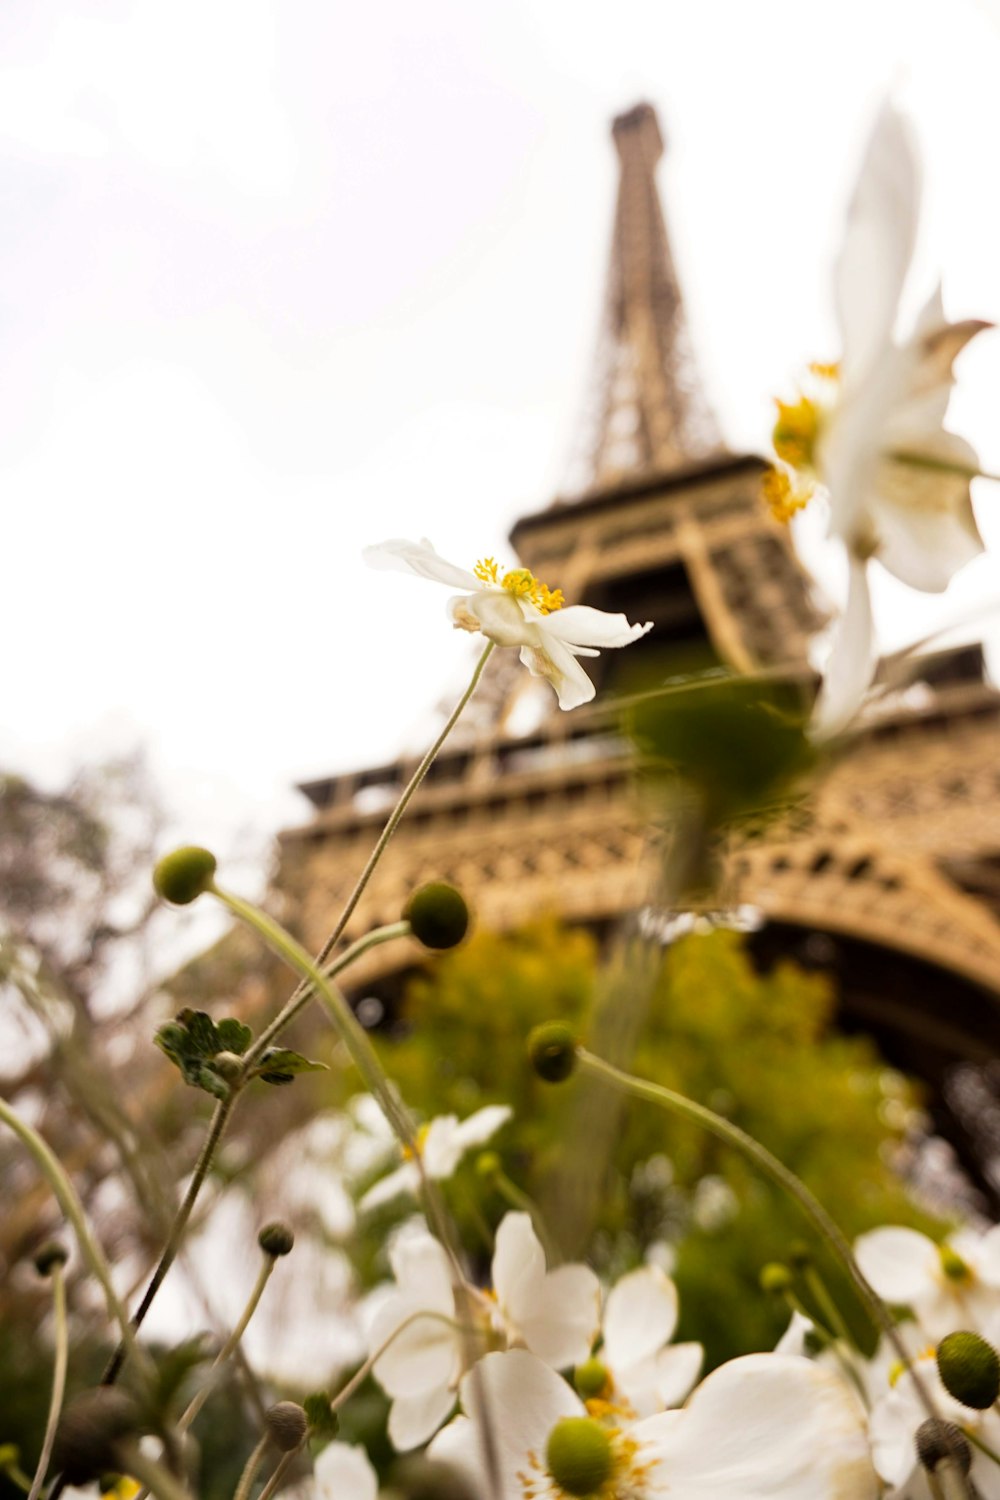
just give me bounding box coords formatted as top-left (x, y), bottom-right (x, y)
top-left (759, 1262), bottom-right (792, 1295)
top-left (546, 1417), bottom-right (613, 1497)
top-left (936, 1330), bottom-right (1000, 1409)
top-left (474, 1151), bottom-right (502, 1183)
top-left (403, 883), bottom-right (470, 949)
top-left (527, 1022), bottom-right (577, 1083)
top-left (52, 1390), bottom-right (140, 1484)
top-left (0, 1446), bottom-right (20, 1471)
top-left (915, 1418), bottom-right (972, 1476)
top-left (153, 846), bottom-right (217, 906)
top-left (34, 1241), bottom-right (70, 1276)
top-left (574, 1358), bottom-right (611, 1400)
top-left (265, 1401), bottom-right (308, 1452)
top-left (258, 1222), bottom-right (295, 1258)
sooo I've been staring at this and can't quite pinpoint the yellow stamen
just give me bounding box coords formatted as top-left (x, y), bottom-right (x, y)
top-left (762, 466), bottom-right (812, 525)
top-left (809, 360), bottom-right (841, 380)
top-left (772, 395), bottom-right (821, 470)
top-left (474, 557), bottom-right (500, 583)
top-left (474, 557), bottom-right (564, 612)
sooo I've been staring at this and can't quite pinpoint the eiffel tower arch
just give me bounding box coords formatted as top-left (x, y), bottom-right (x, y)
top-left (280, 103), bottom-right (1000, 1204)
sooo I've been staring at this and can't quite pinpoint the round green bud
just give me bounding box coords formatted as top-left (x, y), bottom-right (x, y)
top-left (52, 1390), bottom-right (140, 1484)
top-left (574, 1358), bottom-right (611, 1401)
top-left (474, 1151), bottom-right (502, 1183)
top-left (153, 846), bottom-right (217, 906)
top-left (546, 1417), bottom-right (613, 1497)
top-left (787, 1240), bottom-right (812, 1270)
top-left (265, 1401), bottom-right (308, 1452)
top-left (0, 1446), bottom-right (20, 1471)
top-left (527, 1022), bottom-right (578, 1084)
top-left (936, 1330), bottom-right (1000, 1409)
top-left (258, 1221), bottom-right (295, 1258)
top-left (915, 1418), bottom-right (972, 1476)
top-left (403, 883), bottom-right (470, 950)
top-left (212, 1051), bottom-right (244, 1084)
top-left (34, 1241), bottom-right (69, 1276)
top-left (759, 1262), bottom-right (792, 1295)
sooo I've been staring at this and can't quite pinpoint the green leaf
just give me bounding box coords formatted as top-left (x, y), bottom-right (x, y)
top-left (254, 1048), bottom-right (328, 1086)
top-left (180, 1009), bottom-right (223, 1058)
top-left (216, 1017), bottom-right (253, 1055)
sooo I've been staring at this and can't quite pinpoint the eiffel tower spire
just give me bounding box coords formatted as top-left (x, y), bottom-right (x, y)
top-left (568, 102), bottom-right (724, 496)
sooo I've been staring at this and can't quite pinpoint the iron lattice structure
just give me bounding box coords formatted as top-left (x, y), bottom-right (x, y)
top-left (281, 105), bottom-right (1000, 1204)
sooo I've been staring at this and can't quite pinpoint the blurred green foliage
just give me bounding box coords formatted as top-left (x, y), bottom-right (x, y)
top-left (367, 918), bottom-right (941, 1367)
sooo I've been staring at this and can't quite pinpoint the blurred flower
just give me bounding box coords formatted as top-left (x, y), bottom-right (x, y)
top-left (869, 1350), bottom-right (1000, 1498)
top-left (429, 1348), bottom-right (878, 1499)
top-left (364, 538), bottom-right (652, 710)
top-left (311, 1440), bottom-right (378, 1500)
top-left (596, 1264), bottom-right (702, 1415)
top-left (359, 1105), bottom-right (511, 1213)
top-left (854, 1224), bottom-right (1000, 1343)
top-left (765, 103), bottom-right (989, 738)
top-left (368, 1213), bottom-right (599, 1451)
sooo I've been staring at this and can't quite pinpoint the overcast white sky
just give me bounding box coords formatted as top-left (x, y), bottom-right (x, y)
top-left (3, 0), bottom-right (1000, 871)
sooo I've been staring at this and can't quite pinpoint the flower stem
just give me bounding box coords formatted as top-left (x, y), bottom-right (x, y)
top-left (233, 1436), bottom-right (268, 1500)
top-left (27, 1262), bottom-right (68, 1500)
top-left (963, 1425), bottom-right (1000, 1468)
top-left (577, 1049), bottom-right (956, 1442)
top-left (0, 1096), bottom-right (152, 1382)
top-left (256, 1448), bottom-right (300, 1500)
top-left (102, 1094), bottom-right (236, 1385)
top-left (115, 1445), bottom-right (195, 1500)
top-left (241, 921), bottom-right (411, 1074)
top-left (179, 1256), bottom-right (276, 1434)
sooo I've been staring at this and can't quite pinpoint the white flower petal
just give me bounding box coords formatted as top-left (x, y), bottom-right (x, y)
top-left (834, 103), bottom-right (920, 386)
top-left (519, 635), bottom-right (597, 711)
top-left (871, 467), bottom-right (983, 591)
top-left (370, 1295), bottom-right (458, 1398)
top-left (603, 1265), bottom-right (679, 1372)
top-left (775, 1310), bottom-right (814, 1357)
top-left (853, 1226), bottom-right (939, 1306)
top-left (421, 1115), bottom-right (463, 1178)
top-left (656, 1353), bottom-right (877, 1498)
top-left (810, 553), bottom-right (875, 741)
top-left (651, 1341), bottom-right (704, 1409)
top-left (363, 537), bottom-right (480, 590)
top-left (389, 1233), bottom-right (455, 1309)
top-left (540, 605), bottom-right (653, 650)
top-left (388, 1382), bottom-right (458, 1451)
top-left (358, 1161), bottom-right (420, 1213)
top-left (314, 1441), bottom-right (379, 1500)
top-left (491, 1211), bottom-right (546, 1315)
top-left (518, 1262), bottom-right (602, 1370)
top-left (450, 1104), bottom-right (512, 1154)
top-left (458, 588), bottom-right (536, 647)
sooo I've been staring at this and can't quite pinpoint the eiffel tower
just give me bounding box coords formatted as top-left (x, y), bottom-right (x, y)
top-left (281, 103), bottom-right (1000, 1204)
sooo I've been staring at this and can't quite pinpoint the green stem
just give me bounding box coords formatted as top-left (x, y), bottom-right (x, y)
top-left (256, 1448), bottom-right (300, 1500)
top-left (233, 1436), bottom-right (268, 1500)
top-left (963, 1425), bottom-right (1000, 1468)
top-left (27, 1263), bottom-right (68, 1500)
top-left (0, 1096), bottom-right (151, 1382)
top-left (493, 1170), bottom-right (560, 1266)
top-left (115, 1445), bottom-right (195, 1500)
top-left (241, 921), bottom-right (411, 1074)
top-left (179, 1256), bottom-right (276, 1433)
top-left (330, 1308), bottom-right (463, 1413)
top-left (577, 1050), bottom-right (956, 1443)
top-left (103, 1094), bottom-right (236, 1385)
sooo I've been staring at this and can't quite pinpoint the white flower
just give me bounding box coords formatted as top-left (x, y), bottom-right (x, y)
top-left (766, 103), bottom-right (989, 738)
top-left (854, 1224), bottom-right (1000, 1343)
top-left (595, 1264), bottom-right (702, 1416)
top-left (428, 1347), bottom-right (878, 1499)
top-left (312, 1441), bottom-right (379, 1500)
top-left (869, 1350), bottom-right (1000, 1499)
top-left (368, 1213), bottom-right (600, 1452)
top-left (359, 1104), bottom-right (512, 1213)
top-left (364, 538), bottom-right (652, 711)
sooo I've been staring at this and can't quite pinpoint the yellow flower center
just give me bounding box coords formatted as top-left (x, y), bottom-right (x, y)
top-left (764, 362), bottom-right (840, 524)
top-left (474, 558), bottom-right (564, 614)
top-left (401, 1123), bottom-right (431, 1162)
top-left (762, 466), bottom-right (812, 525)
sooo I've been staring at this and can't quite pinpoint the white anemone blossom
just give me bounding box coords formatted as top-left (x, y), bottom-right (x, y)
top-left (854, 1223), bottom-right (1000, 1343)
top-left (592, 1264), bottom-right (703, 1416)
top-left (364, 538), bottom-right (653, 710)
top-left (765, 102), bottom-right (989, 739)
top-left (428, 1347), bottom-right (878, 1499)
top-left (367, 1213), bottom-right (600, 1452)
top-left (309, 1441), bottom-right (379, 1500)
top-left (359, 1104), bottom-right (512, 1213)
top-left (868, 1350), bottom-right (1000, 1500)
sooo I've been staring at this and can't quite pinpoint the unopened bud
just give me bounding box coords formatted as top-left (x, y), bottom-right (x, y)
top-left (759, 1262), bottom-right (792, 1295)
top-left (34, 1241), bottom-right (69, 1276)
top-left (52, 1390), bottom-right (140, 1483)
top-left (153, 846), bottom-right (217, 906)
top-left (936, 1330), bottom-right (1000, 1409)
top-left (212, 1051), bottom-right (244, 1084)
top-left (527, 1023), bottom-right (577, 1083)
top-left (474, 1151), bottom-right (502, 1183)
top-left (574, 1358), bottom-right (611, 1400)
top-left (403, 883), bottom-right (470, 950)
top-left (915, 1418), bottom-right (972, 1476)
top-left (258, 1222), bottom-right (295, 1258)
top-left (265, 1401), bottom-right (308, 1452)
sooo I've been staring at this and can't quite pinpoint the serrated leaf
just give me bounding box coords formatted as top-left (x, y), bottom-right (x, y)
top-left (255, 1048), bottom-right (328, 1085)
top-left (184, 1010), bottom-right (223, 1057)
top-left (216, 1017), bottom-right (253, 1056)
